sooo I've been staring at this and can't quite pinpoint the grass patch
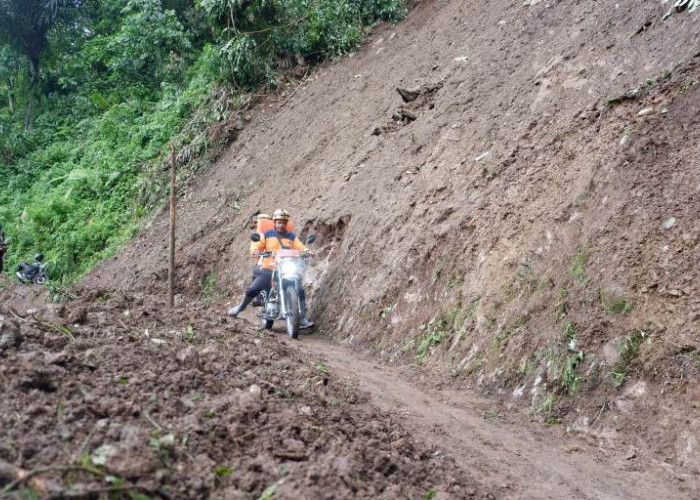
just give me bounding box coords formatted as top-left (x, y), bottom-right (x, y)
top-left (482, 409), bottom-right (502, 421)
top-left (534, 393), bottom-right (555, 414)
top-left (416, 319), bottom-right (448, 361)
top-left (600, 290), bottom-right (632, 315)
top-left (609, 329), bottom-right (650, 388)
top-left (569, 249), bottom-right (587, 285)
top-left (490, 316), bottom-right (526, 352)
top-left (314, 362), bottom-right (330, 375)
top-left (201, 268), bottom-right (227, 306)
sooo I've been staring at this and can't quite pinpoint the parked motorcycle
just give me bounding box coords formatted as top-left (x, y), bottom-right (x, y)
top-left (251, 233), bottom-right (316, 339)
top-left (16, 253), bottom-right (48, 285)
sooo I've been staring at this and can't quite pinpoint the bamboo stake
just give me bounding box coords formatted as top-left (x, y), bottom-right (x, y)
top-left (168, 143), bottom-right (176, 308)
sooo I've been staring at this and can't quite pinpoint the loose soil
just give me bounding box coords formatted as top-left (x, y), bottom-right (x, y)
top-left (0, 286), bottom-right (487, 499)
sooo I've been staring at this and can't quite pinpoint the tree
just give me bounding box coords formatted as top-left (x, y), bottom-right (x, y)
top-left (0, 0), bottom-right (83, 126)
top-left (0, 0), bottom-right (70, 82)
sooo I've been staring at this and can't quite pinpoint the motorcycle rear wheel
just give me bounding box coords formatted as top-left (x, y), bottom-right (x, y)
top-left (284, 285), bottom-right (300, 339)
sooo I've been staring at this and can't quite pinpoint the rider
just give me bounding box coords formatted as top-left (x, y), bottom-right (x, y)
top-left (0, 222), bottom-right (6, 273)
top-left (229, 209), bottom-right (314, 329)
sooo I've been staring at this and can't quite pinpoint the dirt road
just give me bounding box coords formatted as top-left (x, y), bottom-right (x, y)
top-left (291, 332), bottom-right (697, 500)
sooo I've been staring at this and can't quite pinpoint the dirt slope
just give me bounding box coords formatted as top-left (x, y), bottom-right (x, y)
top-left (80, 0), bottom-right (700, 485)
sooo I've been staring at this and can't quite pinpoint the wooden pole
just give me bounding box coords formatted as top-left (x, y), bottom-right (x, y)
top-left (168, 143), bottom-right (176, 308)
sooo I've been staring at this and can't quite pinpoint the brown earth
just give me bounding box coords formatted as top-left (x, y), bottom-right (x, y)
top-left (0, 285), bottom-right (486, 499)
top-left (4, 0), bottom-right (700, 497)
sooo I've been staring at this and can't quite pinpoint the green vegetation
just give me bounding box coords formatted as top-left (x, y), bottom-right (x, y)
top-left (314, 361), bottom-right (330, 374)
top-left (533, 393), bottom-right (555, 414)
top-left (600, 289), bottom-right (632, 315)
top-left (560, 321), bottom-right (584, 394)
top-left (0, 0), bottom-right (407, 285)
top-left (422, 490), bottom-right (437, 500)
top-left (182, 325), bottom-right (195, 342)
top-left (569, 249), bottom-right (587, 285)
top-left (490, 316), bottom-right (525, 352)
top-left (380, 302), bottom-right (396, 319)
top-left (609, 329), bottom-right (651, 388)
top-left (481, 409), bottom-right (501, 421)
top-left (201, 268), bottom-right (226, 305)
top-left (416, 319), bottom-right (448, 361)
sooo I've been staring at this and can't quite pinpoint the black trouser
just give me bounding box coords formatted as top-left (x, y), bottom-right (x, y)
top-left (0, 251), bottom-right (4, 273)
top-left (244, 269), bottom-right (306, 303)
top-left (251, 265), bottom-right (263, 283)
top-left (245, 269), bottom-right (273, 299)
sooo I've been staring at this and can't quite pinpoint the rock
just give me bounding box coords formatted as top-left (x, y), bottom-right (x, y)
top-left (615, 381), bottom-right (647, 413)
top-left (102, 426), bottom-right (160, 479)
top-left (91, 444), bottom-right (118, 466)
top-left (67, 307), bottom-right (88, 325)
top-left (332, 456), bottom-right (352, 477)
top-left (623, 381), bottom-right (647, 399)
top-left (176, 346), bottom-right (199, 367)
top-left (662, 217), bottom-right (676, 230)
top-left (282, 438), bottom-right (306, 453)
top-left (637, 108), bottom-right (653, 116)
top-left (248, 384), bottom-right (262, 398)
top-left (45, 351), bottom-right (71, 366)
top-left (396, 86), bottom-right (422, 103)
top-left (0, 317), bottom-right (22, 349)
top-left (82, 349), bottom-right (101, 369)
top-left (601, 337), bottom-right (626, 366)
top-left (398, 108), bottom-right (417, 121)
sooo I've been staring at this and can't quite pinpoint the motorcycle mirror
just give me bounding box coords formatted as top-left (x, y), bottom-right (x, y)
top-left (250, 233), bottom-right (261, 242)
top-left (305, 234), bottom-right (316, 245)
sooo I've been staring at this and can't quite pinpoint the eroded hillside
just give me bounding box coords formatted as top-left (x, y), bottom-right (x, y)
top-left (81, 0), bottom-right (700, 479)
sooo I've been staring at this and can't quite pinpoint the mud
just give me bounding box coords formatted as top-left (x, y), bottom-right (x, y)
top-left (0, 287), bottom-right (488, 498)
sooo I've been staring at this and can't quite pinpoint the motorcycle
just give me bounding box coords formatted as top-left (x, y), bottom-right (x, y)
top-left (16, 253), bottom-right (48, 285)
top-left (251, 233), bottom-right (315, 339)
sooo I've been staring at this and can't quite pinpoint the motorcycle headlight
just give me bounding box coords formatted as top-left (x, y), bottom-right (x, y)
top-left (280, 261), bottom-right (298, 275)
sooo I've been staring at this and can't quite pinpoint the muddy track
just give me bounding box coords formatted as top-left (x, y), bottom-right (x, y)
top-left (281, 331), bottom-right (696, 500)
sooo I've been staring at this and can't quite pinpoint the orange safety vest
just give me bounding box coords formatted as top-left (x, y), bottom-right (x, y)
top-left (253, 228), bottom-right (307, 270)
top-left (250, 218), bottom-right (296, 264)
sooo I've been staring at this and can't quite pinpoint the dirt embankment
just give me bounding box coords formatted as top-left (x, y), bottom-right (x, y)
top-left (79, 0), bottom-right (700, 481)
top-left (0, 286), bottom-right (487, 498)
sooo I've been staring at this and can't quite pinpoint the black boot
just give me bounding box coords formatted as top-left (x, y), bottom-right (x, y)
top-left (228, 296), bottom-right (253, 318)
top-left (299, 296), bottom-right (314, 329)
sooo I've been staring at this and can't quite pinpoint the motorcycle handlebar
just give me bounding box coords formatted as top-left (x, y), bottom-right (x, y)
top-left (257, 251), bottom-right (311, 258)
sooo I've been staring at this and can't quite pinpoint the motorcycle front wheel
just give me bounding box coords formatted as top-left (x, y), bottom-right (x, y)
top-left (284, 284), bottom-right (300, 339)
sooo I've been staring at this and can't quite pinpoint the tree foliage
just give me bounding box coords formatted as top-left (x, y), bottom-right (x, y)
top-left (0, 0), bottom-right (82, 81)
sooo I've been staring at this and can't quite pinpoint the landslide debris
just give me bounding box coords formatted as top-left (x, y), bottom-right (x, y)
top-left (0, 290), bottom-right (488, 499)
